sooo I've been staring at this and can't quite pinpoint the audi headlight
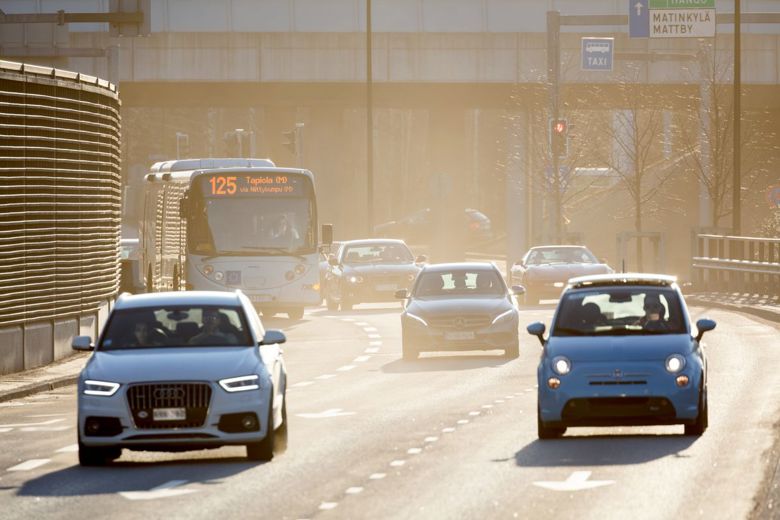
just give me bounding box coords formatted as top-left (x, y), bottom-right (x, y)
top-left (83, 379), bottom-right (120, 397)
top-left (406, 312), bottom-right (428, 327)
top-left (348, 275), bottom-right (363, 284)
top-left (491, 309), bottom-right (516, 325)
top-left (219, 375), bottom-right (260, 393)
top-left (665, 354), bottom-right (686, 373)
top-left (551, 356), bottom-right (571, 376)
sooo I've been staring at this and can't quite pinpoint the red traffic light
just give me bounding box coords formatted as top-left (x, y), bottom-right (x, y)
top-left (552, 120), bottom-right (567, 134)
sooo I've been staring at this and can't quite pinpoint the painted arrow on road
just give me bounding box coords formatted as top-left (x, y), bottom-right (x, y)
top-left (120, 480), bottom-right (198, 501)
top-left (296, 408), bottom-right (355, 419)
top-left (533, 471), bottom-right (615, 491)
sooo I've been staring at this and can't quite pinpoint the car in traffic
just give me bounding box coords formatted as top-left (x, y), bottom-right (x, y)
top-left (509, 245), bottom-right (613, 304)
top-left (323, 239), bottom-right (425, 311)
top-left (72, 290), bottom-right (288, 465)
top-left (397, 262), bottom-right (525, 360)
top-left (374, 207), bottom-right (493, 245)
top-left (527, 273), bottom-right (716, 439)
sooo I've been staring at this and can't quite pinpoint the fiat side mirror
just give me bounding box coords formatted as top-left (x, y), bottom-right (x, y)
top-left (695, 318), bottom-right (716, 342)
top-left (526, 322), bottom-right (546, 346)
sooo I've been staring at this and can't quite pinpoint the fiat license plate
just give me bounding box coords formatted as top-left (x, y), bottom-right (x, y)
top-left (153, 408), bottom-right (186, 421)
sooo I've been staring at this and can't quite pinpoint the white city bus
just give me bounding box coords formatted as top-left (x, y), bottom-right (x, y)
top-left (140, 158), bottom-right (324, 319)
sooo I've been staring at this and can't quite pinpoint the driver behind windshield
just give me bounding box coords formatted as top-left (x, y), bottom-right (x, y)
top-left (189, 309), bottom-right (238, 345)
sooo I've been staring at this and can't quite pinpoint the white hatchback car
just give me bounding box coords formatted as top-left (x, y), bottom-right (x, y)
top-left (73, 290), bottom-right (288, 465)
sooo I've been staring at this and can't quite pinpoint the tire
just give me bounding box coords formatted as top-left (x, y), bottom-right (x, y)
top-left (504, 338), bottom-right (520, 359)
top-left (537, 407), bottom-right (566, 440)
top-left (246, 402), bottom-right (275, 461)
top-left (287, 308), bottom-right (304, 320)
top-left (78, 439), bottom-right (120, 466)
top-left (684, 386), bottom-right (708, 436)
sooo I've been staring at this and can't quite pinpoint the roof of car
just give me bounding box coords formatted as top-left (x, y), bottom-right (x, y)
top-left (529, 244), bottom-right (589, 250)
top-left (115, 291), bottom-right (244, 310)
top-left (421, 262), bottom-right (498, 272)
top-left (342, 239), bottom-right (409, 246)
top-left (567, 273), bottom-right (677, 288)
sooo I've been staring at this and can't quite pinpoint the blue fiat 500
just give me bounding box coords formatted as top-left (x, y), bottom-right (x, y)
top-left (527, 274), bottom-right (716, 439)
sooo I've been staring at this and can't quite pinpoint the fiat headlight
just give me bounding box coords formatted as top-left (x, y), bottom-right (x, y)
top-left (665, 354), bottom-right (686, 373)
top-left (551, 356), bottom-right (571, 376)
top-left (348, 275), bottom-right (363, 284)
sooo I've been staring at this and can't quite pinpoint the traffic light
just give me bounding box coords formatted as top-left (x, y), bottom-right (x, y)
top-left (282, 130), bottom-right (296, 155)
top-left (550, 118), bottom-right (568, 158)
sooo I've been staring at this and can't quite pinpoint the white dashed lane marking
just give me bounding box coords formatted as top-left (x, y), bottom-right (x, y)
top-left (319, 502), bottom-right (338, 511)
top-left (369, 473), bottom-right (386, 480)
top-left (8, 459), bottom-right (50, 472)
top-left (353, 355), bottom-right (371, 363)
top-left (407, 448), bottom-right (422, 455)
top-left (369, 341), bottom-right (382, 346)
top-left (365, 348), bottom-right (379, 354)
top-left (337, 365), bottom-right (356, 372)
top-left (441, 427), bottom-right (456, 433)
top-left (316, 374), bottom-right (336, 380)
top-left (56, 444), bottom-right (79, 453)
top-left (367, 334), bottom-right (381, 339)
top-left (362, 327), bottom-right (378, 332)
top-left (457, 419), bottom-right (469, 425)
top-left (390, 460), bottom-right (405, 467)
top-left (469, 411), bottom-right (481, 416)
top-left (291, 381), bottom-right (315, 388)
top-left (345, 487), bottom-right (364, 495)
top-left (424, 436), bottom-right (438, 443)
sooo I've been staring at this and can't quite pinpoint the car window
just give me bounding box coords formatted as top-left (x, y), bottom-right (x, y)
top-left (527, 248), bottom-right (596, 265)
top-left (99, 306), bottom-right (253, 350)
top-left (414, 270), bottom-right (504, 297)
top-left (552, 288), bottom-right (685, 336)
top-left (342, 244), bottom-right (413, 264)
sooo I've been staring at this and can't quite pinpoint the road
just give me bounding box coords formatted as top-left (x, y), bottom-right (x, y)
top-left (0, 304), bottom-right (778, 519)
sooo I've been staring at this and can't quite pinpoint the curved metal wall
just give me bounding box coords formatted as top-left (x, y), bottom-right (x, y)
top-left (0, 61), bottom-right (120, 373)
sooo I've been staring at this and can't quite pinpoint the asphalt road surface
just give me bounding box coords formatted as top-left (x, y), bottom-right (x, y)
top-left (0, 303), bottom-right (777, 519)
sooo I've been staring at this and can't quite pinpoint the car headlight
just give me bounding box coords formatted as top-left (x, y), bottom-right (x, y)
top-left (405, 312), bottom-right (428, 327)
top-left (491, 309), bottom-right (516, 325)
top-left (347, 275), bottom-right (363, 284)
top-left (551, 356), bottom-right (571, 375)
top-left (407, 273), bottom-right (416, 282)
top-left (219, 375), bottom-right (260, 393)
top-left (83, 379), bottom-right (120, 397)
top-left (665, 354), bottom-right (686, 373)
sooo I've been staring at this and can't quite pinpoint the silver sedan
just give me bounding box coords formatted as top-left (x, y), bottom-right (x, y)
top-left (72, 290), bottom-right (288, 465)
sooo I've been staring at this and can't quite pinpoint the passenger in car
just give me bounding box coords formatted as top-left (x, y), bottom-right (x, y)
top-left (189, 309), bottom-right (238, 345)
top-left (128, 321), bottom-right (166, 347)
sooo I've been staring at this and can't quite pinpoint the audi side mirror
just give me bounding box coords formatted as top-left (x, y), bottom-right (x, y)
top-left (260, 330), bottom-right (286, 346)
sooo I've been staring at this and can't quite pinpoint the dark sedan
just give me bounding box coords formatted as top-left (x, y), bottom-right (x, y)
top-left (509, 245), bottom-right (613, 304)
top-left (323, 239), bottom-right (425, 311)
top-left (397, 262), bottom-right (525, 360)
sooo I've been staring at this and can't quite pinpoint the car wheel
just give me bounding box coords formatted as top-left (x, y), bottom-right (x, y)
top-left (684, 385), bottom-right (708, 436)
top-left (78, 438), bottom-right (120, 466)
top-left (274, 394), bottom-right (288, 455)
top-left (504, 338), bottom-right (520, 359)
top-left (537, 407), bottom-right (566, 440)
top-left (287, 308), bottom-right (304, 320)
top-left (246, 402), bottom-right (275, 461)
top-left (402, 330), bottom-right (419, 361)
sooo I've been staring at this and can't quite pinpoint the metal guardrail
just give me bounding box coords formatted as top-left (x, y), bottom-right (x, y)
top-left (0, 60), bottom-right (121, 327)
top-left (691, 234), bottom-right (780, 296)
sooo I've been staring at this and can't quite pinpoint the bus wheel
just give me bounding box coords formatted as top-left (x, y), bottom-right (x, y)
top-left (287, 308), bottom-right (304, 321)
top-left (146, 265), bottom-right (153, 293)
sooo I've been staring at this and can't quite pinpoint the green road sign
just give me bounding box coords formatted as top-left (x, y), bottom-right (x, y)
top-left (649, 0), bottom-right (715, 8)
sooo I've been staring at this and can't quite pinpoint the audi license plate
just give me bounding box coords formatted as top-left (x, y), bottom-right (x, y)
top-left (153, 408), bottom-right (186, 421)
top-left (444, 331), bottom-right (475, 341)
top-left (376, 283), bottom-right (397, 291)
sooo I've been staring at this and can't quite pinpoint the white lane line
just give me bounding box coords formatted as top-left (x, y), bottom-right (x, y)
top-left (457, 419), bottom-right (469, 425)
top-left (20, 426), bottom-right (70, 432)
top-left (296, 409), bottom-right (356, 419)
top-left (369, 341), bottom-right (382, 346)
top-left (365, 348), bottom-right (380, 354)
top-left (468, 411), bottom-right (481, 416)
top-left (533, 471), bottom-right (615, 491)
top-left (367, 334), bottom-right (381, 339)
top-left (424, 436), bottom-right (438, 443)
top-left (505, 395), bottom-right (515, 399)
top-left (337, 365), bottom-right (356, 372)
top-left (341, 318), bottom-right (355, 322)
top-left (369, 473), bottom-right (386, 480)
top-left (56, 444), bottom-right (79, 453)
top-left (441, 427), bottom-right (456, 433)
top-left (0, 419), bottom-right (66, 428)
top-left (355, 322), bottom-right (369, 326)
top-left (353, 355), bottom-right (371, 363)
top-left (27, 413), bottom-right (68, 418)
top-left (291, 381), bottom-right (315, 388)
top-left (316, 374), bottom-right (336, 380)
top-left (120, 480), bottom-right (198, 500)
top-left (319, 502), bottom-right (338, 511)
top-left (362, 327), bottom-right (378, 332)
top-left (407, 448), bottom-right (422, 455)
top-left (390, 460), bottom-right (405, 467)
top-left (482, 404), bottom-right (494, 409)
top-left (495, 399), bottom-right (505, 404)
top-left (0, 428), bottom-right (13, 433)
top-left (345, 487), bottom-right (364, 495)
top-left (8, 459), bottom-right (50, 472)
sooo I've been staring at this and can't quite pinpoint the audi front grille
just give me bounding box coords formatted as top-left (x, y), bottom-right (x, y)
top-left (127, 382), bottom-right (212, 429)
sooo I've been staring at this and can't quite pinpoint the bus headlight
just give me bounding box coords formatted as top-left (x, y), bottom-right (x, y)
top-left (203, 264), bottom-right (214, 276)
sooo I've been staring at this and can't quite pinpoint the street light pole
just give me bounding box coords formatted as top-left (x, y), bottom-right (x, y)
top-left (366, 0), bottom-right (374, 235)
top-left (732, 0), bottom-right (742, 235)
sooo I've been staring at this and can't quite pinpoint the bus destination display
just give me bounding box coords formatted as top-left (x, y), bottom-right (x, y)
top-left (202, 174), bottom-right (304, 197)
